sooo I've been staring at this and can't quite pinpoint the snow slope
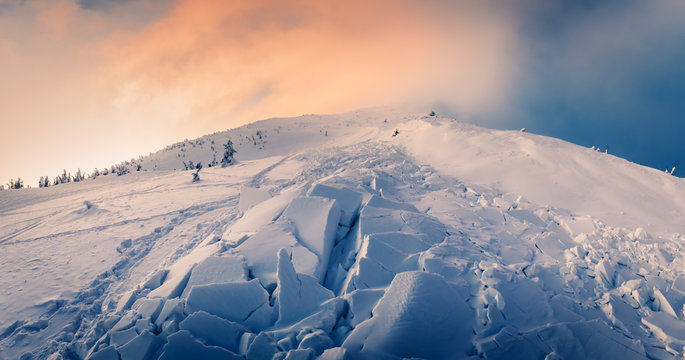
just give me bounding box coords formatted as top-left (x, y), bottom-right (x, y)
top-left (1, 108), bottom-right (684, 359)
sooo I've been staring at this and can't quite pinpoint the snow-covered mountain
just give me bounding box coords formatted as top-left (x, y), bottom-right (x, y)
top-left (1, 108), bottom-right (684, 359)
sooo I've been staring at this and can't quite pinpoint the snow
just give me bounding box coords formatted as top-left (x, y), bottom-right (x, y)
top-left (239, 185), bottom-right (272, 212)
top-left (221, 185), bottom-right (303, 245)
top-left (318, 347), bottom-right (348, 360)
top-left (116, 330), bottom-right (163, 360)
top-left (275, 248), bottom-right (334, 326)
top-left (87, 345), bottom-right (119, 360)
top-left (245, 332), bottom-right (279, 360)
top-left (180, 255), bottom-right (248, 297)
top-left (1, 108), bottom-right (685, 359)
top-left (158, 330), bottom-right (241, 360)
top-left (281, 196), bottom-right (341, 282)
top-left (297, 329), bottom-right (335, 355)
top-left (178, 311), bottom-right (247, 353)
top-left (185, 279), bottom-right (273, 331)
top-left (235, 221), bottom-right (320, 287)
top-left (154, 298), bottom-right (184, 327)
top-left (342, 271), bottom-right (473, 359)
top-left (401, 118), bottom-right (685, 237)
top-left (344, 289), bottom-right (385, 327)
top-left (110, 327), bottom-right (138, 347)
top-left (308, 184), bottom-right (363, 227)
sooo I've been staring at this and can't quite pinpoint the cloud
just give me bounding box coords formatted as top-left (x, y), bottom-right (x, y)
top-left (77, 0), bottom-right (126, 10)
top-left (2, 0), bottom-right (684, 184)
top-left (95, 0), bottom-right (520, 126)
top-left (504, 0), bottom-right (685, 174)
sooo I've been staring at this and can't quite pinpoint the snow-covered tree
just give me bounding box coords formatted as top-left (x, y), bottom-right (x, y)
top-left (73, 169), bottom-right (85, 182)
top-left (221, 139), bottom-right (237, 167)
top-left (9, 178), bottom-right (24, 189)
top-left (192, 162), bottom-right (202, 182)
top-left (39, 176), bottom-right (50, 188)
top-left (53, 169), bottom-right (71, 185)
top-left (115, 164), bottom-right (129, 176)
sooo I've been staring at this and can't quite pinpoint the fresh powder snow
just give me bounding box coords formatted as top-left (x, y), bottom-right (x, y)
top-left (1, 108), bottom-right (684, 359)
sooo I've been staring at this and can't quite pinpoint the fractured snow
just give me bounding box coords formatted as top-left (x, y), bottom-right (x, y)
top-left (1, 108), bottom-right (685, 359)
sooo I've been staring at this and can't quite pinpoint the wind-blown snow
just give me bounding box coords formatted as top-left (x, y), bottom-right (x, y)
top-left (1, 108), bottom-right (684, 359)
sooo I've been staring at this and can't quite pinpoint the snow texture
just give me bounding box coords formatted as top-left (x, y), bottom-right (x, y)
top-left (1, 108), bottom-right (685, 359)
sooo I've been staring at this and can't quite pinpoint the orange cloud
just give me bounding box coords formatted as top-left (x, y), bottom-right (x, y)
top-left (97, 0), bottom-right (520, 127)
top-left (0, 0), bottom-right (521, 185)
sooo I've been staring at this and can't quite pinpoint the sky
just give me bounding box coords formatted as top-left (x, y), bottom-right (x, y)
top-left (1, 0), bottom-right (684, 187)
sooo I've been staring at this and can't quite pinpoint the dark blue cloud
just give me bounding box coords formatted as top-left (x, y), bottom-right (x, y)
top-left (470, 0), bottom-right (685, 176)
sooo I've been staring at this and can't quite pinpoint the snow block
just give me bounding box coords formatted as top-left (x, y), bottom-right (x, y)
top-left (115, 290), bottom-right (138, 313)
top-left (86, 345), bottom-right (119, 360)
top-left (143, 269), bottom-right (168, 290)
top-left (110, 327), bottom-right (138, 347)
top-left (236, 222), bottom-right (319, 288)
top-left (149, 240), bottom-right (224, 299)
top-left (318, 347), bottom-right (348, 360)
top-left (282, 196), bottom-right (341, 282)
top-left (345, 289), bottom-right (385, 327)
top-left (246, 332), bottom-right (280, 360)
top-left (368, 232), bottom-right (432, 259)
top-left (344, 232), bottom-right (433, 292)
top-left (117, 330), bottom-right (163, 360)
top-left (365, 195), bottom-right (418, 212)
top-left (298, 329), bottom-right (334, 355)
top-left (642, 312), bottom-right (685, 346)
top-left (239, 332), bottom-right (256, 355)
top-left (131, 297), bottom-right (164, 323)
top-left (181, 255), bottom-right (248, 298)
top-left (342, 271), bottom-right (473, 359)
top-left (477, 319), bottom-right (646, 359)
top-left (111, 312), bottom-right (137, 332)
top-left (135, 318), bottom-right (154, 334)
top-left (276, 249), bottom-right (334, 326)
top-left (179, 310), bottom-right (247, 353)
top-left (271, 298), bottom-right (347, 340)
top-left (185, 279), bottom-right (272, 331)
top-left (222, 187), bottom-right (301, 244)
top-left (284, 348), bottom-right (314, 360)
top-left (159, 330), bottom-right (242, 360)
top-left (309, 184), bottom-right (362, 227)
top-left (347, 257), bottom-right (394, 290)
top-left (155, 298), bottom-right (184, 327)
top-left (358, 206), bottom-right (445, 245)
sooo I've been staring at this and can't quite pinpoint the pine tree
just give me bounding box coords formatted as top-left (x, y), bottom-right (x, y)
top-left (10, 178), bottom-right (23, 189)
top-left (58, 169), bottom-right (70, 184)
top-left (39, 176), bottom-right (50, 188)
top-left (73, 169), bottom-right (85, 182)
top-left (221, 139), bottom-right (237, 167)
top-left (115, 164), bottom-right (129, 176)
top-left (192, 162), bottom-right (202, 182)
